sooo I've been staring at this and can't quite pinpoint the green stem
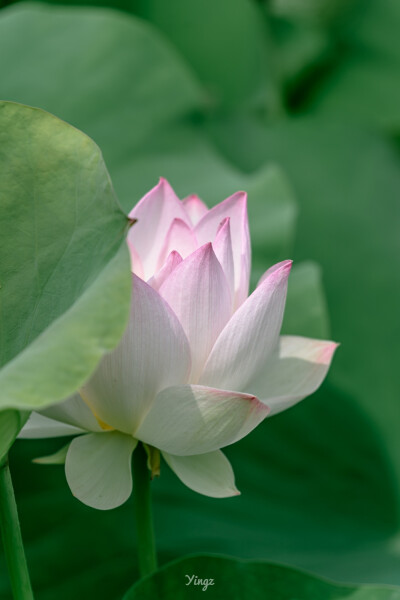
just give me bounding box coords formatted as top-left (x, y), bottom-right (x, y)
top-left (132, 444), bottom-right (157, 578)
top-left (0, 458), bottom-right (34, 600)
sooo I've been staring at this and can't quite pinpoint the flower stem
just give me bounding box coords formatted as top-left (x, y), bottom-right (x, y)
top-left (132, 443), bottom-right (157, 578)
top-left (0, 458), bottom-right (34, 600)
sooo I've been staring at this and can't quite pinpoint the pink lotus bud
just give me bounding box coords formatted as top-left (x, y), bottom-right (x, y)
top-left (21, 179), bottom-right (337, 510)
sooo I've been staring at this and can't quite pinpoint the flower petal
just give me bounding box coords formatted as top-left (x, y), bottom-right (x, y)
top-left (19, 412), bottom-right (84, 439)
top-left (156, 218), bottom-right (197, 269)
top-left (81, 274), bottom-right (191, 434)
top-left (147, 251), bottom-right (182, 291)
top-left (135, 384), bottom-right (269, 455)
top-left (257, 260), bottom-right (290, 287)
top-left (34, 443), bottom-right (70, 465)
top-left (127, 240), bottom-right (145, 279)
top-left (128, 178), bottom-right (190, 279)
top-left (213, 217), bottom-right (234, 303)
top-left (200, 260), bottom-right (292, 391)
top-left (163, 449), bottom-right (239, 497)
top-left (65, 432), bottom-right (137, 510)
top-left (41, 393), bottom-right (103, 432)
top-left (159, 244), bottom-right (231, 381)
top-left (195, 191), bottom-right (250, 308)
top-left (182, 194), bottom-right (208, 225)
top-left (249, 336), bottom-right (339, 416)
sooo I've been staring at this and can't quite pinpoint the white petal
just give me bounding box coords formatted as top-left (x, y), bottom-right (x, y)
top-left (156, 218), bottom-right (197, 268)
top-left (65, 432), bottom-right (137, 510)
top-left (200, 260), bottom-right (292, 391)
top-left (128, 241), bottom-right (145, 279)
top-left (128, 178), bottom-right (190, 279)
top-left (195, 191), bottom-right (250, 308)
top-left (81, 275), bottom-right (191, 434)
top-left (249, 336), bottom-right (338, 416)
top-left (135, 384), bottom-right (269, 456)
top-left (159, 244), bottom-right (231, 381)
top-left (213, 217), bottom-right (235, 304)
top-left (33, 443), bottom-right (70, 465)
top-left (257, 260), bottom-right (290, 286)
top-left (41, 393), bottom-right (103, 432)
top-left (147, 251), bottom-right (182, 291)
top-left (182, 194), bottom-right (208, 225)
top-left (19, 412), bottom-right (84, 439)
top-left (163, 450), bottom-right (239, 498)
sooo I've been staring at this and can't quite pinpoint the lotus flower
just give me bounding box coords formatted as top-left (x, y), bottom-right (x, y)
top-left (21, 179), bottom-right (337, 510)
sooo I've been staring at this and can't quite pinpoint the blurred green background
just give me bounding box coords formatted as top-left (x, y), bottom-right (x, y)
top-left (0, 0), bottom-right (400, 597)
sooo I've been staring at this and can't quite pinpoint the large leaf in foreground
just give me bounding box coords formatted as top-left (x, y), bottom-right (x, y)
top-left (0, 101), bottom-right (131, 411)
top-left (123, 555), bottom-right (400, 599)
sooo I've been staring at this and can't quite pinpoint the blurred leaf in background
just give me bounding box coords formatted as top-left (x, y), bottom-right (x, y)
top-left (0, 3), bottom-right (202, 198)
top-left (132, 0), bottom-right (279, 112)
top-left (303, 0), bottom-right (400, 131)
top-left (0, 0), bottom-right (399, 597)
top-left (123, 556), bottom-right (400, 599)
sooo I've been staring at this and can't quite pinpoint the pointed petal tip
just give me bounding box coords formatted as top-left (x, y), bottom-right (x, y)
top-left (281, 335), bottom-right (340, 365)
top-left (216, 216), bottom-right (231, 233)
top-left (170, 217), bottom-right (189, 228)
top-left (319, 340), bottom-right (340, 363)
top-left (153, 176), bottom-right (174, 194)
top-left (128, 177), bottom-right (171, 218)
top-left (169, 250), bottom-right (183, 261)
top-left (182, 194), bottom-right (209, 224)
top-left (220, 486), bottom-right (241, 498)
top-left (256, 259), bottom-right (293, 288)
top-left (231, 190), bottom-right (247, 201)
top-left (272, 259), bottom-right (293, 280)
top-left (306, 338), bottom-right (340, 364)
top-left (157, 177), bottom-right (180, 196)
top-left (269, 259), bottom-right (293, 280)
top-left (200, 241), bottom-right (214, 255)
top-left (227, 190), bottom-right (247, 211)
top-left (280, 259), bottom-right (293, 272)
top-left (177, 241), bottom-right (214, 264)
top-left (157, 176), bottom-right (176, 195)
